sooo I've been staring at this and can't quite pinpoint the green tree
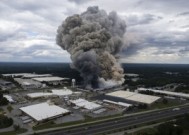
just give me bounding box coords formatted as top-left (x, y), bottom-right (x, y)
top-left (0, 97), bottom-right (9, 106)
top-left (14, 124), bottom-right (20, 131)
top-left (157, 122), bottom-right (183, 135)
top-left (0, 115), bottom-right (13, 128)
top-left (0, 92), bottom-right (9, 106)
top-left (162, 98), bottom-right (168, 104)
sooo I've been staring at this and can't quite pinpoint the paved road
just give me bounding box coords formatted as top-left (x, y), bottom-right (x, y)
top-left (43, 105), bottom-right (189, 135)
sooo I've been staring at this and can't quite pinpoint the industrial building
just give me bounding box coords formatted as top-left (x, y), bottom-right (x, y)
top-left (3, 95), bottom-right (15, 103)
top-left (1, 73), bottom-right (70, 87)
top-left (0, 79), bottom-right (16, 90)
top-left (103, 99), bottom-right (132, 108)
top-left (70, 98), bottom-right (102, 111)
top-left (22, 74), bottom-right (52, 79)
top-left (20, 102), bottom-right (70, 122)
top-left (14, 78), bottom-right (43, 90)
top-left (2, 73), bottom-right (52, 79)
top-left (32, 77), bottom-right (69, 86)
top-left (137, 88), bottom-right (189, 99)
top-left (26, 88), bottom-right (73, 99)
top-left (2, 73), bottom-right (32, 78)
top-left (51, 88), bottom-right (73, 96)
top-left (27, 92), bottom-right (54, 99)
top-left (105, 90), bottom-right (161, 105)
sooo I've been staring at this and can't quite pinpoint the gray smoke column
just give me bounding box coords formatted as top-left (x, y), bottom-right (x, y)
top-left (56, 6), bottom-right (126, 89)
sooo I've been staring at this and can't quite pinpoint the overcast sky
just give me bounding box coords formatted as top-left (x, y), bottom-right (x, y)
top-left (0, 0), bottom-right (189, 63)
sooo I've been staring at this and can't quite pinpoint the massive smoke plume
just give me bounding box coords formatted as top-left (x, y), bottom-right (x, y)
top-left (56, 6), bottom-right (126, 89)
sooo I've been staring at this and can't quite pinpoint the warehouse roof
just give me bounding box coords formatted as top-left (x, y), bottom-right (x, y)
top-left (23, 74), bottom-right (52, 78)
top-left (138, 88), bottom-right (189, 98)
top-left (3, 95), bottom-right (15, 103)
top-left (20, 102), bottom-right (69, 121)
top-left (103, 99), bottom-right (132, 107)
top-left (106, 90), bottom-right (160, 104)
top-left (32, 77), bottom-right (69, 82)
top-left (107, 91), bottom-right (135, 97)
top-left (0, 79), bottom-right (12, 85)
top-left (2, 73), bottom-right (31, 77)
top-left (2, 73), bottom-right (52, 79)
top-left (126, 93), bottom-right (160, 104)
top-left (27, 92), bottom-right (53, 98)
top-left (70, 98), bottom-right (101, 110)
top-left (52, 88), bottom-right (72, 96)
top-left (14, 78), bottom-right (42, 86)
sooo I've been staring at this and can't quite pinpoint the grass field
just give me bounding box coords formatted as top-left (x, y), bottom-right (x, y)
top-left (0, 128), bottom-right (27, 135)
top-left (129, 128), bottom-right (157, 135)
top-left (150, 101), bottom-right (182, 110)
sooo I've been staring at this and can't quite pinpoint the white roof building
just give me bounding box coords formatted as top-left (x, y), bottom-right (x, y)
top-left (2, 73), bottom-right (52, 79)
top-left (103, 99), bottom-right (132, 107)
top-left (32, 77), bottom-right (69, 82)
top-left (14, 78), bottom-right (42, 90)
top-left (3, 95), bottom-right (15, 103)
top-left (52, 88), bottom-right (73, 96)
top-left (70, 98), bottom-right (102, 111)
top-left (27, 88), bottom-right (73, 99)
top-left (0, 79), bottom-right (16, 90)
top-left (27, 92), bottom-right (53, 98)
top-left (20, 102), bottom-right (70, 122)
top-left (126, 93), bottom-right (160, 104)
top-left (22, 74), bottom-right (52, 78)
top-left (137, 88), bottom-right (189, 99)
top-left (106, 90), bottom-right (160, 105)
top-left (2, 73), bottom-right (32, 78)
top-left (107, 91), bottom-right (135, 97)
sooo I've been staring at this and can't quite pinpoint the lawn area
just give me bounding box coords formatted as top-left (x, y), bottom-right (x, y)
top-left (136, 101), bottom-right (182, 113)
top-left (141, 100), bottom-right (183, 112)
top-left (0, 128), bottom-right (27, 135)
top-left (183, 130), bottom-right (189, 135)
top-left (129, 128), bottom-right (157, 135)
top-left (150, 101), bottom-right (182, 110)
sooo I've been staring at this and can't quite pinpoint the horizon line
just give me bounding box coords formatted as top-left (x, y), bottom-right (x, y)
top-left (0, 61), bottom-right (189, 65)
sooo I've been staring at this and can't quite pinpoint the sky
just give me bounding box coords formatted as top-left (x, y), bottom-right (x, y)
top-left (0, 0), bottom-right (189, 64)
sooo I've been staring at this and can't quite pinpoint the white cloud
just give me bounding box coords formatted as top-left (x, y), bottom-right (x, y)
top-left (0, 0), bottom-right (188, 63)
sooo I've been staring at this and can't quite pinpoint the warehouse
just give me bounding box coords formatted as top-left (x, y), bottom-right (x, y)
top-left (22, 74), bottom-right (52, 79)
top-left (27, 88), bottom-right (73, 99)
top-left (137, 88), bottom-right (189, 99)
top-left (70, 98), bottom-right (102, 111)
top-left (27, 92), bottom-right (54, 99)
top-left (14, 78), bottom-right (43, 90)
top-left (20, 102), bottom-right (70, 122)
top-left (2, 73), bottom-right (31, 78)
top-left (103, 99), bottom-right (132, 108)
top-left (32, 77), bottom-right (69, 86)
top-left (51, 88), bottom-right (73, 96)
top-left (105, 90), bottom-right (161, 105)
top-left (3, 95), bottom-right (15, 103)
top-left (2, 73), bottom-right (52, 79)
top-left (0, 79), bottom-right (16, 90)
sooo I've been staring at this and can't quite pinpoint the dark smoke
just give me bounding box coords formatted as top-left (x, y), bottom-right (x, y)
top-left (56, 6), bottom-right (126, 89)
